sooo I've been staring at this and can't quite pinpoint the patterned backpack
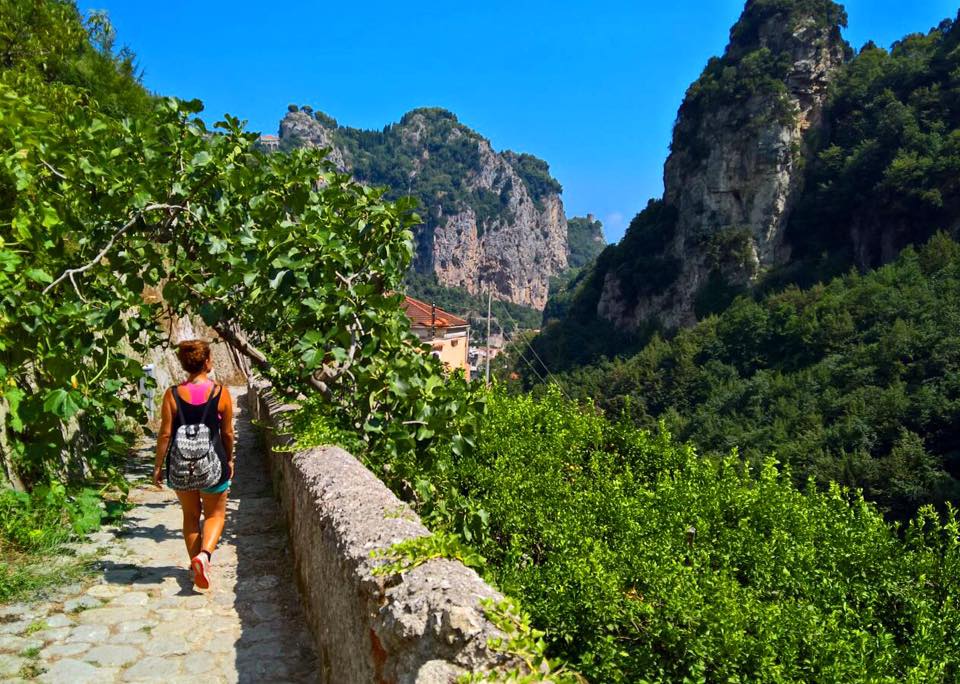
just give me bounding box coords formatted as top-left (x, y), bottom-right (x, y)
top-left (167, 385), bottom-right (222, 491)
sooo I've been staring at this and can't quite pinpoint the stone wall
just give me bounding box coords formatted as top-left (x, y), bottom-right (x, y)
top-left (247, 378), bottom-right (517, 683)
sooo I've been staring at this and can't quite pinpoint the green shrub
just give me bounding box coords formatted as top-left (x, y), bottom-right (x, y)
top-left (549, 234), bottom-right (960, 522)
top-left (0, 483), bottom-right (104, 554)
top-left (0, 482), bottom-right (106, 602)
top-left (457, 389), bottom-right (960, 682)
top-left (302, 383), bottom-right (960, 681)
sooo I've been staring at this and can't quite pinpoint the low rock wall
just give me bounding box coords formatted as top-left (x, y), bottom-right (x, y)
top-left (247, 378), bottom-right (514, 683)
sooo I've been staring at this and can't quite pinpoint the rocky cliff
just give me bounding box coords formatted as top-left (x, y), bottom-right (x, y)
top-left (596, 0), bottom-right (849, 329)
top-left (276, 107), bottom-right (568, 310)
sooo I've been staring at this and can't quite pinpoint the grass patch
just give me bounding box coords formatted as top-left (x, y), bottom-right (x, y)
top-left (0, 479), bottom-right (127, 606)
top-left (19, 646), bottom-right (40, 658)
top-left (18, 662), bottom-right (44, 678)
top-left (0, 552), bottom-right (97, 605)
top-left (23, 619), bottom-right (46, 635)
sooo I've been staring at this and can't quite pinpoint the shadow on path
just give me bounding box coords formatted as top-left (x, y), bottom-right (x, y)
top-left (9, 385), bottom-right (319, 683)
top-left (228, 386), bottom-right (317, 682)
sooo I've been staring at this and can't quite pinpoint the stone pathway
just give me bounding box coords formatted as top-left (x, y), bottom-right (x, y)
top-left (0, 386), bottom-right (317, 683)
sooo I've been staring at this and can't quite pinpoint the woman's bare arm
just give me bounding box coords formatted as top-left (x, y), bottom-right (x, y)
top-left (154, 388), bottom-right (174, 486)
top-left (219, 386), bottom-right (235, 476)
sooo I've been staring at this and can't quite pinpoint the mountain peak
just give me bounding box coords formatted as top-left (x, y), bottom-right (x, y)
top-left (399, 107), bottom-right (460, 126)
top-left (276, 105), bottom-right (569, 309)
top-left (728, 0), bottom-right (848, 55)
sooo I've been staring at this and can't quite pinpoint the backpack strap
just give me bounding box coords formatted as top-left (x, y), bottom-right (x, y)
top-left (199, 384), bottom-right (222, 424)
top-left (171, 386), bottom-right (188, 427)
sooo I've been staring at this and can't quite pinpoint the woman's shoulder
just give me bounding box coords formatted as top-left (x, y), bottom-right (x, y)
top-left (218, 385), bottom-right (233, 407)
top-left (159, 386), bottom-right (178, 415)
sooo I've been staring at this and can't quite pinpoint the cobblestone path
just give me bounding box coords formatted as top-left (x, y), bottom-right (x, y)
top-left (0, 386), bottom-right (317, 683)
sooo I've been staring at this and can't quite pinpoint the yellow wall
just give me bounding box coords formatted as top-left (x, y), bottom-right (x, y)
top-left (430, 333), bottom-right (470, 380)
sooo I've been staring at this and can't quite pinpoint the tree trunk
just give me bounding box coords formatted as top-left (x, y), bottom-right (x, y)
top-left (0, 396), bottom-right (26, 492)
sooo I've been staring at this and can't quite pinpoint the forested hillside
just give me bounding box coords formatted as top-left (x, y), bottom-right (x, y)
top-left (540, 234), bottom-right (960, 521)
top-left (519, 5), bottom-right (960, 525)
top-left (784, 13), bottom-right (960, 284)
top-left (533, 4), bottom-right (960, 369)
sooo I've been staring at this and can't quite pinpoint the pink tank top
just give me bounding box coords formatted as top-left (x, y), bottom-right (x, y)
top-left (180, 380), bottom-right (222, 419)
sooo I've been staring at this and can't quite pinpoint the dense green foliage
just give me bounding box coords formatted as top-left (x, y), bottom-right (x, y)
top-left (0, 0), bottom-right (157, 491)
top-left (785, 14), bottom-right (960, 282)
top-left (0, 0), bottom-right (152, 119)
top-left (1, 1), bottom-right (477, 502)
top-left (296, 386), bottom-right (960, 682)
top-left (0, 0), bottom-right (157, 599)
top-left (564, 216), bottom-right (605, 270)
top-left (545, 235), bottom-right (960, 522)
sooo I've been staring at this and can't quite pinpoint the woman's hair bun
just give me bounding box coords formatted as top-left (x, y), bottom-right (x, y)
top-left (176, 339), bottom-right (211, 374)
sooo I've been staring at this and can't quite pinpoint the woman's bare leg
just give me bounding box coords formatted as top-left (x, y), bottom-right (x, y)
top-left (175, 490), bottom-right (202, 560)
top-left (199, 490), bottom-right (229, 556)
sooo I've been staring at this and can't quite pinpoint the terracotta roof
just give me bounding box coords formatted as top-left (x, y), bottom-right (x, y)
top-left (259, 134), bottom-right (279, 141)
top-left (402, 295), bottom-right (468, 328)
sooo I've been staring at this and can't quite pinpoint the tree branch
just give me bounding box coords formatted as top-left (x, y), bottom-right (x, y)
top-left (210, 323), bottom-right (269, 370)
top-left (41, 159), bottom-right (67, 180)
top-left (213, 320), bottom-right (344, 402)
top-left (43, 203), bottom-right (185, 295)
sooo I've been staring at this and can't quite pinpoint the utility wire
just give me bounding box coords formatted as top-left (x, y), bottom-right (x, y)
top-left (514, 348), bottom-right (550, 387)
top-left (493, 300), bottom-right (557, 378)
top-left (491, 299), bottom-right (573, 401)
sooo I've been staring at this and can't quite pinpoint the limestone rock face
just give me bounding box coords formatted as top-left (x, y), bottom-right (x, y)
top-left (278, 110), bottom-right (347, 170)
top-left (276, 109), bottom-right (568, 310)
top-left (431, 141), bottom-right (568, 309)
top-left (598, 2), bottom-right (848, 330)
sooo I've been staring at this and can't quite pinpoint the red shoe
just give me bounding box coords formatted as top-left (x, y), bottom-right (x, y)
top-left (191, 554), bottom-right (210, 589)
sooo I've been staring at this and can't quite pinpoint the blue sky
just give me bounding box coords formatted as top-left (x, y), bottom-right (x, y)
top-left (79, 1), bottom-right (958, 243)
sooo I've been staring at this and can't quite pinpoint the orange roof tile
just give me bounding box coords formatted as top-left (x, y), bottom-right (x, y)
top-left (402, 295), bottom-right (468, 328)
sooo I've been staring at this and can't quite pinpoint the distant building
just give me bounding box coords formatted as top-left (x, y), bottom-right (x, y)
top-left (258, 134), bottom-right (280, 151)
top-left (402, 296), bottom-right (470, 379)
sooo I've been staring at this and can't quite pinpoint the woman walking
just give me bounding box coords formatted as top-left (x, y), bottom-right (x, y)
top-left (153, 339), bottom-right (234, 589)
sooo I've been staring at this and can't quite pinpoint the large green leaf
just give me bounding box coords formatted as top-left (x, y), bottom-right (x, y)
top-left (42, 389), bottom-right (81, 420)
